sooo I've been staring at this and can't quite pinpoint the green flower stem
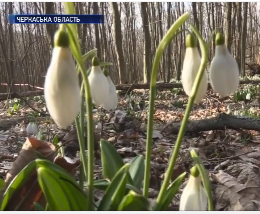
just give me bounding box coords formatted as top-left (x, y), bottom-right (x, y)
top-left (79, 94), bottom-right (86, 189)
top-left (190, 150), bottom-right (213, 211)
top-left (64, 2), bottom-right (95, 210)
top-left (143, 12), bottom-right (190, 197)
top-left (156, 23), bottom-right (208, 204)
top-left (78, 61), bottom-right (95, 210)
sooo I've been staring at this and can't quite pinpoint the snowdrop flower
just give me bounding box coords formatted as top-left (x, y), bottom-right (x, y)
top-left (179, 166), bottom-right (208, 211)
top-left (102, 69), bottom-right (118, 111)
top-left (181, 34), bottom-right (208, 103)
top-left (209, 32), bottom-right (239, 96)
top-left (26, 122), bottom-right (38, 135)
top-left (88, 57), bottom-right (110, 107)
top-left (44, 29), bottom-right (81, 129)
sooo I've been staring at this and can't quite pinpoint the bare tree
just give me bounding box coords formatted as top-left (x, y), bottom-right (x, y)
top-left (241, 2), bottom-right (248, 77)
top-left (225, 3), bottom-right (232, 51)
top-left (111, 2), bottom-right (127, 84)
top-left (44, 2), bottom-right (56, 51)
top-left (141, 2), bottom-right (152, 83)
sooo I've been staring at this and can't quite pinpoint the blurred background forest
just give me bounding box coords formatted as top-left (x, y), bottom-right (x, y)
top-left (0, 2), bottom-right (258, 93)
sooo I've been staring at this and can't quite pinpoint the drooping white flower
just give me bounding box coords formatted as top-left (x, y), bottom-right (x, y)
top-left (44, 30), bottom-right (81, 129)
top-left (209, 32), bottom-right (239, 97)
top-left (88, 57), bottom-right (110, 107)
top-left (102, 69), bottom-right (118, 111)
top-left (26, 122), bottom-right (39, 135)
top-left (179, 166), bottom-right (208, 211)
top-left (181, 34), bottom-right (208, 104)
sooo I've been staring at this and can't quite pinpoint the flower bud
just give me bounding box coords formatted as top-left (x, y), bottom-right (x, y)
top-left (44, 29), bottom-right (81, 129)
top-left (181, 34), bottom-right (208, 103)
top-left (88, 57), bottom-right (110, 107)
top-left (26, 122), bottom-right (39, 135)
top-left (179, 166), bottom-right (208, 211)
top-left (209, 32), bottom-right (239, 96)
top-left (103, 69), bottom-right (118, 111)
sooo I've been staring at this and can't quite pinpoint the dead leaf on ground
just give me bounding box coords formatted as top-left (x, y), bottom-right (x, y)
top-left (212, 170), bottom-right (260, 211)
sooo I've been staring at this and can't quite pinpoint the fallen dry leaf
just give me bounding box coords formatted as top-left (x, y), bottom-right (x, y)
top-left (212, 170), bottom-right (260, 211)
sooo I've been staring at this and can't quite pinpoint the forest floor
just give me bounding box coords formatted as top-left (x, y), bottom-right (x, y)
top-left (1, 82), bottom-right (260, 210)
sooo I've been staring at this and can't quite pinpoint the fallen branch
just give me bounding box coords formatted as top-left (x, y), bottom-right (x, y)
top-left (162, 113), bottom-right (260, 135)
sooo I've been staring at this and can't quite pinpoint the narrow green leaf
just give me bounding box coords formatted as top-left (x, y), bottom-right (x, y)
top-left (118, 191), bottom-right (151, 211)
top-left (64, 3), bottom-right (78, 44)
top-left (36, 159), bottom-right (88, 210)
top-left (0, 178), bottom-right (4, 190)
top-left (93, 179), bottom-right (142, 194)
top-left (1, 161), bottom-right (36, 211)
top-left (37, 167), bottom-right (71, 210)
top-left (13, 103), bottom-right (18, 111)
top-left (34, 202), bottom-right (45, 211)
top-left (100, 139), bottom-right (124, 180)
top-left (76, 49), bottom-right (97, 72)
top-left (110, 172), bottom-right (127, 210)
top-left (155, 172), bottom-right (186, 211)
top-left (65, 24), bottom-right (81, 64)
top-left (97, 164), bottom-right (129, 211)
top-left (82, 49), bottom-right (97, 62)
top-left (129, 155), bottom-right (144, 190)
top-left (52, 134), bottom-right (59, 146)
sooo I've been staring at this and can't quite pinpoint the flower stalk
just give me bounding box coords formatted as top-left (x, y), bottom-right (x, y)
top-left (143, 12), bottom-right (190, 197)
top-left (156, 23), bottom-right (208, 204)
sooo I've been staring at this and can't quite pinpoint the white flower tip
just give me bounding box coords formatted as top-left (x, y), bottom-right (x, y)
top-left (179, 174), bottom-right (208, 211)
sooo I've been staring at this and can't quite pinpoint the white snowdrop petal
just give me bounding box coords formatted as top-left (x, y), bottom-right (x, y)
top-left (181, 48), bottom-right (208, 103)
top-left (44, 47), bottom-right (81, 129)
top-left (26, 122), bottom-right (38, 135)
top-left (88, 66), bottom-right (110, 107)
top-left (103, 76), bottom-right (118, 111)
top-left (209, 45), bottom-right (239, 96)
top-left (179, 175), bottom-right (208, 211)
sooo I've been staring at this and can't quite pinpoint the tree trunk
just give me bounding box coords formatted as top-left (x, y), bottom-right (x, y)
top-left (236, 2), bottom-right (242, 71)
top-left (225, 2), bottom-right (232, 52)
top-left (141, 2), bottom-right (152, 83)
top-left (167, 2), bottom-right (172, 82)
top-left (111, 2), bottom-right (127, 84)
top-left (192, 2), bottom-right (199, 30)
top-left (44, 2), bottom-right (56, 51)
top-left (93, 2), bottom-right (101, 59)
top-left (240, 2), bottom-right (248, 77)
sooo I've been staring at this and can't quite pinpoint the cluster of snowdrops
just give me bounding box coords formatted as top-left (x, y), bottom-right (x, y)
top-left (41, 11), bottom-right (239, 211)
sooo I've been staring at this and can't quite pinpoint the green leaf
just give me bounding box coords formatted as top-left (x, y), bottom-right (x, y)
top-left (129, 155), bottom-right (144, 190)
top-left (52, 134), bottom-right (59, 146)
top-left (36, 131), bottom-right (45, 141)
top-left (97, 164), bottom-right (129, 211)
top-left (100, 139), bottom-right (124, 180)
top-left (93, 179), bottom-right (142, 194)
top-left (36, 159), bottom-right (88, 210)
top-left (64, 3), bottom-right (78, 48)
top-left (82, 49), bottom-right (97, 62)
top-left (13, 103), bottom-right (18, 111)
top-left (65, 24), bottom-right (81, 65)
top-left (34, 202), bottom-right (45, 211)
top-left (0, 178), bottom-right (4, 190)
top-left (118, 191), bottom-right (151, 211)
top-left (110, 171), bottom-right (127, 210)
top-left (155, 172), bottom-right (186, 211)
top-left (76, 49), bottom-right (97, 72)
top-left (1, 161), bottom-right (36, 211)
